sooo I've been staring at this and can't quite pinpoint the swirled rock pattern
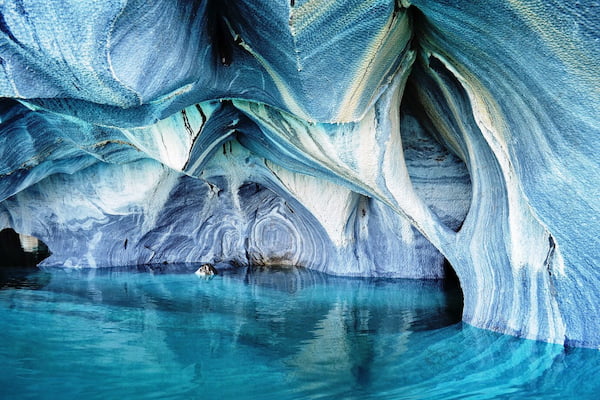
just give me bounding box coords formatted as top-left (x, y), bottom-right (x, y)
top-left (0, 1), bottom-right (598, 346)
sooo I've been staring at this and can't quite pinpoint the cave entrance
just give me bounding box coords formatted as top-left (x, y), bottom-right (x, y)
top-left (0, 228), bottom-right (50, 268)
top-left (442, 259), bottom-right (464, 322)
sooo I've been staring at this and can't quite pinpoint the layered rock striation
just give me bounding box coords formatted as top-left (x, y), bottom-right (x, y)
top-left (0, 1), bottom-right (598, 346)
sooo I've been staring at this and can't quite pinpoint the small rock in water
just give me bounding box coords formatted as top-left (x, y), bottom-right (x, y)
top-left (195, 264), bottom-right (218, 277)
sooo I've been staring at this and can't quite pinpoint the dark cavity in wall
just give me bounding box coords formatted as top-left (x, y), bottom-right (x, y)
top-left (0, 228), bottom-right (50, 268)
top-left (205, 0), bottom-right (239, 66)
top-left (0, 228), bottom-right (52, 290)
top-left (442, 258), bottom-right (464, 322)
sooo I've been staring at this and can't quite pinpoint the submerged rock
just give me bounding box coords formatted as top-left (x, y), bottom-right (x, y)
top-left (0, 1), bottom-right (598, 347)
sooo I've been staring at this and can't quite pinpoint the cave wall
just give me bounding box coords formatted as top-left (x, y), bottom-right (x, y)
top-left (0, 0), bottom-right (598, 347)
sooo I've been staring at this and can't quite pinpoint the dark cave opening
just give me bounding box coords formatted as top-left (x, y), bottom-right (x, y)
top-left (0, 228), bottom-right (50, 268)
top-left (442, 258), bottom-right (464, 322)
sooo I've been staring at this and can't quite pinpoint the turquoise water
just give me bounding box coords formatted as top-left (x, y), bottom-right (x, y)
top-left (0, 265), bottom-right (598, 399)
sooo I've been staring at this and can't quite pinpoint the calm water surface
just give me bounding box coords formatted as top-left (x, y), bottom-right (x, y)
top-left (0, 265), bottom-right (598, 399)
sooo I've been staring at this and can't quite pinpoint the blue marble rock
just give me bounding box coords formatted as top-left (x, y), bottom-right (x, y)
top-left (0, 1), bottom-right (598, 347)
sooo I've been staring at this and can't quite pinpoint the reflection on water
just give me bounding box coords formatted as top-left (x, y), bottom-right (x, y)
top-left (0, 266), bottom-right (52, 290)
top-left (0, 265), bottom-right (598, 399)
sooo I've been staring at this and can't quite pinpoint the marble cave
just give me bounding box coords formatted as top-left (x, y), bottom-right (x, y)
top-left (0, 0), bottom-right (599, 350)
